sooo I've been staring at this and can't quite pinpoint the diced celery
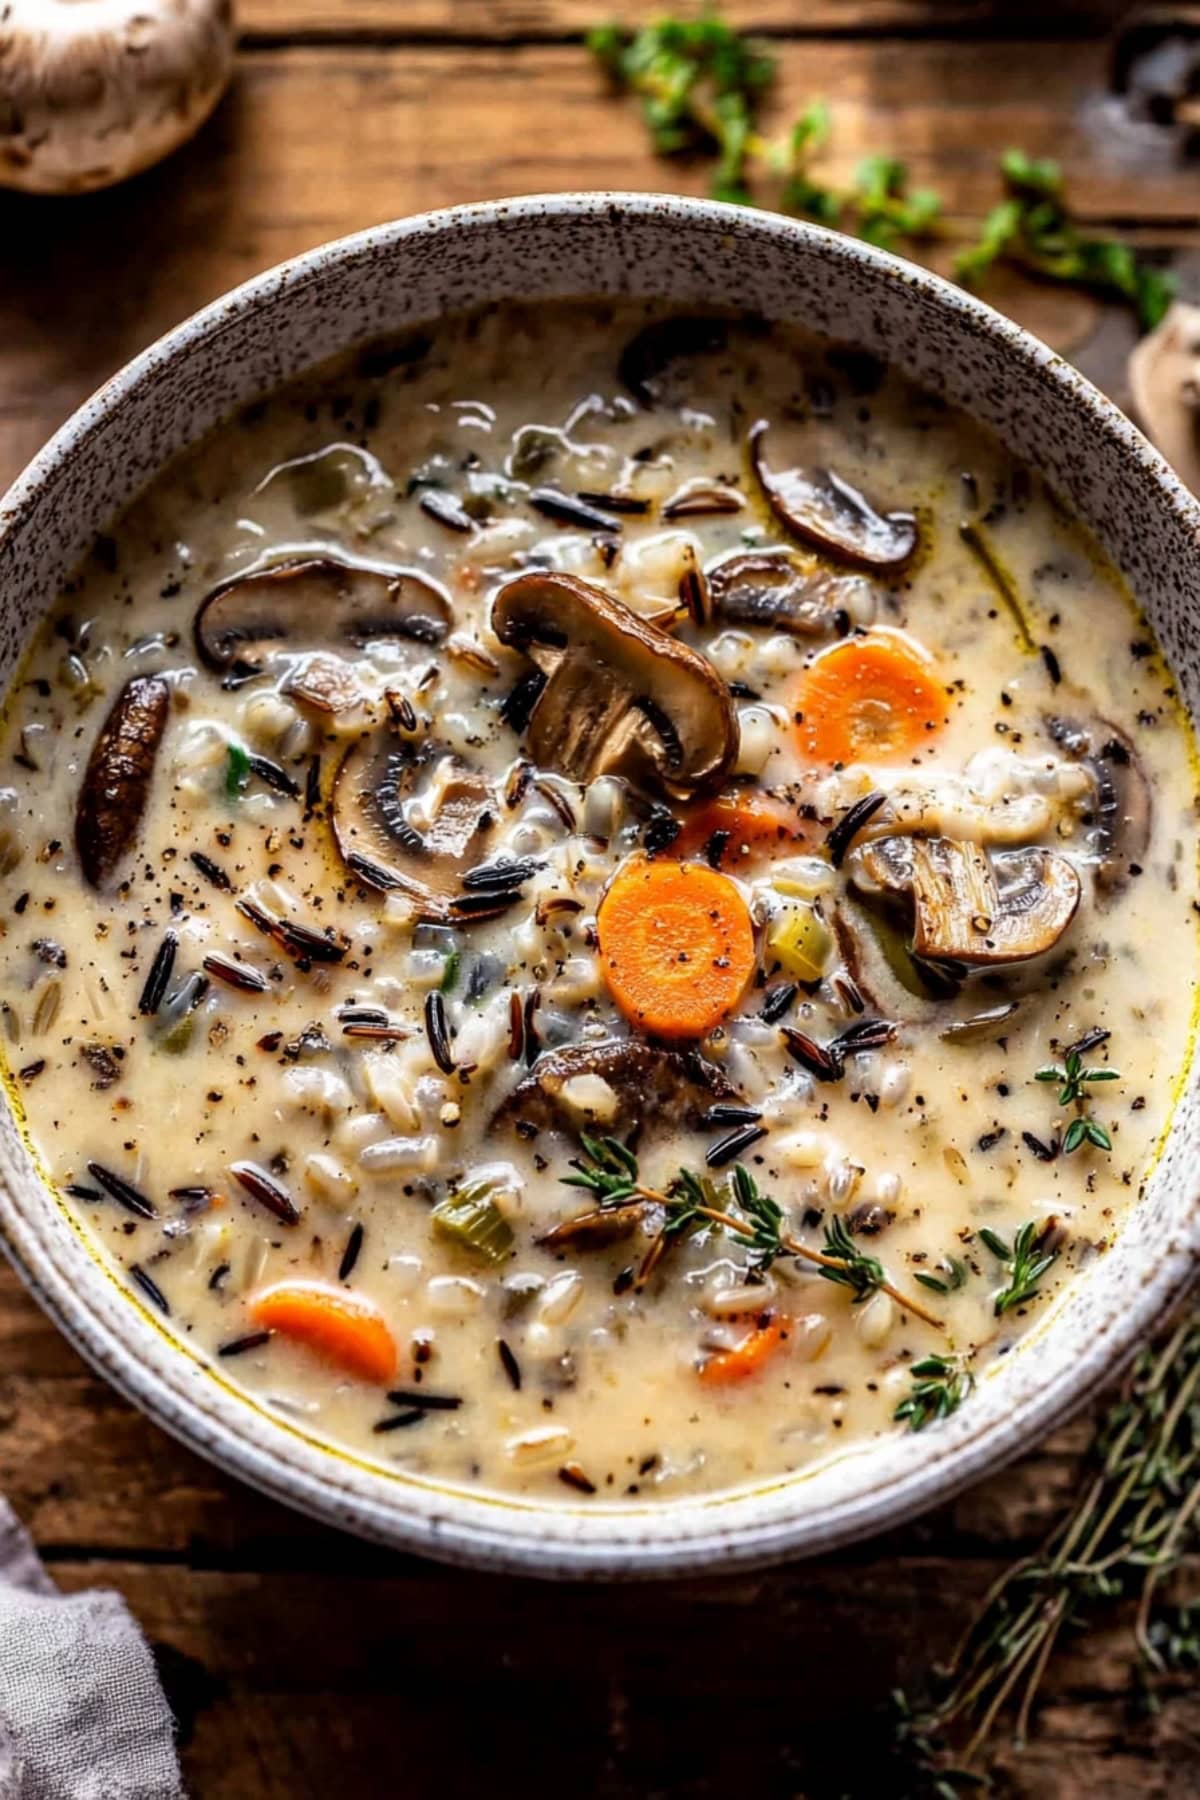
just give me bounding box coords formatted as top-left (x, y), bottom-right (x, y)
top-left (766, 900), bottom-right (832, 983)
top-left (431, 1182), bottom-right (514, 1266)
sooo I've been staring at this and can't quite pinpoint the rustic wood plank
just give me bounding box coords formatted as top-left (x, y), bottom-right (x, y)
top-left (0, 37), bottom-right (1193, 493)
top-left (40, 1555), bottom-right (1200, 1798)
top-left (238, 0), bottom-right (1128, 42)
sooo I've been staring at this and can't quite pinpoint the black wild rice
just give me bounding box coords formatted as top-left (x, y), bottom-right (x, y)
top-left (88, 1160), bottom-right (157, 1219)
top-left (1022, 1130), bottom-right (1059, 1163)
top-left (558, 1463), bottom-right (597, 1495)
top-left (460, 856), bottom-right (540, 893)
top-left (338, 1221), bottom-right (364, 1281)
top-left (497, 1338), bottom-right (522, 1391)
top-left (529, 487), bottom-right (619, 532)
top-left (129, 1263), bottom-right (169, 1314)
top-left (64, 1182), bottom-right (102, 1202)
top-left (826, 790), bottom-right (887, 868)
top-left (700, 1103), bottom-right (763, 1128)
top-left (230, 1160), bottom-right (300, 1226)
top-left (304, 754), bottom-right (322, 814)
top-left (419, 488), bottom-right (474, 533)
top-left (424, 990), bottom-right (455, 1074)
top-left (203, 953), bottom-right (269, 993)
top-left (385, 1388), bottom-right (462, 1412)
top-left (576, 490), bottom-right (650, 515)
top-left (781, 1029), bottom-right (844, 1083)
top-left (500, 671), bottom-right (547, 733)
top-left (218, 1330), bottom-right (272, 1358)
top-left (759, 982), bottom-right (799, 1025)
top-left (138, 931), bottom-right (178, 1015)
top-left (248, 753), bottom-right (300, 798)
top-left (373, 1409), bottom-right (427, 1433)
top-left (706, 1123), bottom-right (768, 1168)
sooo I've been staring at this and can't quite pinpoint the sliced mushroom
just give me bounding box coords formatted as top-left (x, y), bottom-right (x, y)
top-left (706, 549), bottom-right (867, 637)
top-left (194, 557), bottom-right (453, 682)
top-left (491, 571), bottom-right (738, 798)
top-left (539, 1201), bottom-right (658, 1251)
top-left (833, 899), bottom-right (957, 1025)
top-left (493, 1039), bottom-right (737, 1137)
top-left (748, 421), bottom-right (918, 571)
top-left (662, 479), bottom-right (745, 520)
top-left (0, 0), bottom-right (235, 196)
top-left (75, 674), bottom-right (170, 888)
top-left (331, 735), bottom-right (501, 924)
top-left (618, 316), bottom-right (728, 407)
top-left (848, 834), bottom-right (1081, 965)
top-left (1045, 716), bottom-right (1151, 901)
top-left (1128, 300), bottom-right (1200, 494)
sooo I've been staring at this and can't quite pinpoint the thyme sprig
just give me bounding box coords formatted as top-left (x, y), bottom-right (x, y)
top-left (895, 1353), bottom-right (975, 1433)
top-left (562, 1137), bottom-right (945, 1330)
top-left (897, 1311), bottom-right (1200, 1779)
top-left (979, 1220), bottom-right (1060, 1317)
top-left (1035, 1034), bottom-right (1120, 1156)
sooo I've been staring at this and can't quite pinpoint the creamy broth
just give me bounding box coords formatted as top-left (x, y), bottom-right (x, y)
top-left (0, 301), bottom-right (1195, 1502)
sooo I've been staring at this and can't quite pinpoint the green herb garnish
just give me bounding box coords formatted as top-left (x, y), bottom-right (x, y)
top-left (1035, 1036), bottom-right (1120, 1155)
top-left (914, 1256), bottom-right (969, 1297)
top-left (979, 1219), bottom-right (1060, 1317)
top-left (894, 1353), bottom-right (975, 1432)
top-left (224, 742), bottom-right (250, 802)
top-left (956, 149), bottom-right (1175, 332)
top-left (562, 1139), bottom-right (945, 1329)
top-left (818, 1213), bottom-right (886, 1305)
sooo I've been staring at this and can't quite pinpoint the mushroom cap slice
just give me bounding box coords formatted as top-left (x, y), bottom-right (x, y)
top-left (75, 674), bottom-right (170, 888)
top-left (491, 571), bottom-right (738, 798)
top-left (749, 421), bottom-right (918, 571)
top-left (493, 1038), bottom-right (738, 1136)
top-left (331, 735), bottom-right (501, 924)
top-left (706, 549), bottom-right (869, 637)
top-left (1045, 715), bottom-right (1151, 902)
top-left (194, 557), bottom-right (453, 681)
top-left (0, 0), bottom-right (235, 196)
top-left (849, 834), bottom-right (1081, 966)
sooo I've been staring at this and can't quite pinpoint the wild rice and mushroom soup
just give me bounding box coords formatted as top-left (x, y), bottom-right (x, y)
top-left (1, 303), bottom-right (1196, 1499)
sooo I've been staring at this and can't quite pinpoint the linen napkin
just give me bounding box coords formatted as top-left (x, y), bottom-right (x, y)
top-left (0, 1500), bottom-right (182, 1800)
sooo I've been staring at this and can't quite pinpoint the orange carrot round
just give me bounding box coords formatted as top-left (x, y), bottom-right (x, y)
top-left (250, 1281), bottom-right (397, 1384)
top-left (699, 1314), bottom-right (788, 1385)
top-left (667, 790), bottom-right (805, 871)
top-left (597, 857), bottom-right (756, 1040)
top-left (794, 629), bottom-right (947, 765)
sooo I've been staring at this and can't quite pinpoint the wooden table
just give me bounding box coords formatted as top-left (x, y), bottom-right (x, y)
top-left (2, 5), bottom-right (1198, 1793)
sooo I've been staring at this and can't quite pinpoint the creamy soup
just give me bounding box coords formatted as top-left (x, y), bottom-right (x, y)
top-left (0, 302), bottom-right (1195, 1502)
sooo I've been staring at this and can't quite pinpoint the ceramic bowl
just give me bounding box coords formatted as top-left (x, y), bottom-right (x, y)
top-left (1, 195), bottom-right (1197, 1578)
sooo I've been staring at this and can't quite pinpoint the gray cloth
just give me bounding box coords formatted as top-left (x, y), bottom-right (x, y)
top-left (0, 1502), bottom-right (182, 1800)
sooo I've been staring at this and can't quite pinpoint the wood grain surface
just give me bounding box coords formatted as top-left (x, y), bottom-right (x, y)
top-left (0, 5), bottom-right (1197, 1794)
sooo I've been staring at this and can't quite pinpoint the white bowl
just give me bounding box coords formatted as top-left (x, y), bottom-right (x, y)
top-left (2, 194), bottom-right (1198, 1577)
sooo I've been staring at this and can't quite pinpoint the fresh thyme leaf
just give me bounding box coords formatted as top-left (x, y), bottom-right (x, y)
top-left (1035, 1039), bottom-right (1119, 1156)
top-left (914, 1255), bottom-right (969, 1297)
top-left (818, 1213), bottom-right (885, 1304)
top-left (439, 948), bottom-right (461, 994)
top-left (981, 1218), bottom-right (1060, 1316)
top-left (894, 1352), bottom-right (974, 1431)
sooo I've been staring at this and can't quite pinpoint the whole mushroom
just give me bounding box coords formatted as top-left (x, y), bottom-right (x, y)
top-left (0, 0), bottom-right (236, 195)
top-left (1128, 300), bottom-right (1200, 494)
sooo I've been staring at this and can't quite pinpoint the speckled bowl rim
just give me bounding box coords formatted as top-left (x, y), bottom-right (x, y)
top-left (0, 193), bottom-right (1197, 1579)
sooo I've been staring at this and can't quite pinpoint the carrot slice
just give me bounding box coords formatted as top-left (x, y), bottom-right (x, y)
top-left (667, 790), bottom-right (805, 871)
top-left (250, 1282), bottom-right (397, 1384)
top-left (699, 1315), bottom-right (788, 1385)
top-left (597, 857), bottom-right (756, 1040)
top-left (794, 629), bottom-right (948, 765)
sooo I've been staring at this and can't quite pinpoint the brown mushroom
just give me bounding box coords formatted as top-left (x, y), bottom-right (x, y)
top-left (706, 549), bottom-right (868, 637)
top-left (1045, 716), bottom-right (1151, 902)
top-left (490, 571), bottom-right (738, 798)
top-left (748, 421), bottom-right (918, 571)
top-left (662, 479), bottom-right (745, 520)
top-left (848, 834), bottom-right (1081, 966)
top-left (75, 674), bottom-right (170, 888)
top-left (0, 0), bottom-right (235, 196)
top-left (493, 1039), bottom-right (737, 1137)
top-left (194, 556), bottom-right (453, 683)
top-left (1127, 300), bottom-right (1200, 494)
top-left (331, 735), bottom-right (502, 923)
